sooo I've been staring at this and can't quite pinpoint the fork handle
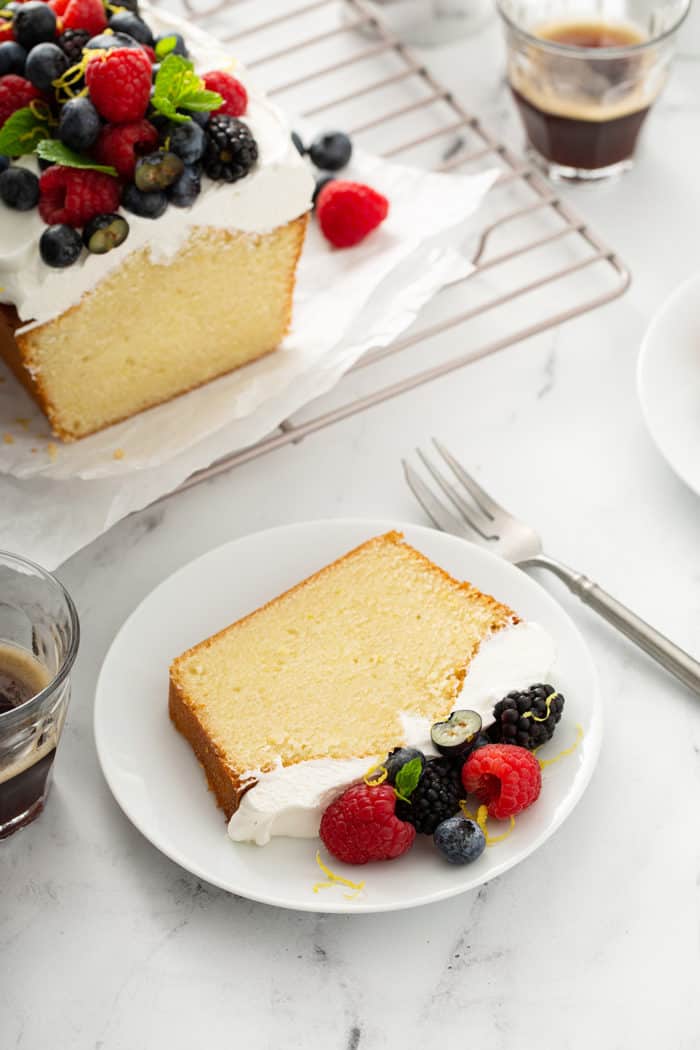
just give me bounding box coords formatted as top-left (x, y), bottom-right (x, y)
top-left (528, 556), bottom-right (700, 695)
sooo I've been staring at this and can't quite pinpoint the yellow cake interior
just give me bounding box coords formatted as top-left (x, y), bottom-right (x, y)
top-left (171, 532), bottom-right (514, 777)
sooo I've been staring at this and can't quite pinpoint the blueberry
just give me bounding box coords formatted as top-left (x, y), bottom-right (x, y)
top-left (58, 96), bottom-right (101, 152)
top-left (154, 31), bottom-right (188, 58)
top-left (85, 31), bottom-right (139, 51)
top-left (0, 167), bottom-right (39, 210)
top-left (167, 164), bottom-right (200, 207)
top-left (383, 746), bottom-right (425, 786)
top-left (0, 41), bottom-right (27, 76)
top-left (433, 816), bottom-right (486, 865)
top-left (190, 110), bottom-right (210, 129)
top-left (122, 182), bottom-right (168, 219)
top-left (39, 224), bottom-right (82, 268)
top-left (291, 130), bottom-right (305, 156)
top-left (25, 41), bottom-right (68, 92)
top-left (83, 212), bottom-right (129, 254)
top-left (308, 131), bottom-right (352, 172)
top-left (167, 120), bottom-right (205, 164)
top-left (134, 150), bottom-right (183, 191)
top-left (108, 12), bottom-right (153, 47)
top-left (13, 2), bottom-right (57, 51)
top-left (0, 156), bottom-right (8, 175)
top-left (313, 174), bottom-right (334, 206)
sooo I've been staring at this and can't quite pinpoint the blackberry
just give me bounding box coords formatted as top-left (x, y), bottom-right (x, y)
top-left (203, 114), bottom-right (258, 183)
top-left (490, 683), bottom-right (565, 751)
top-left (395, 757), bottom-right (462, 835)
top-left (58, 29), bottom-right (90, 65)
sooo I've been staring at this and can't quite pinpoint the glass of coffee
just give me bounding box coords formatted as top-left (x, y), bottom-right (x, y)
top-left (497, 0), bottom-right (690, 180)
top-left (0, 552), bottom-right (79, 838)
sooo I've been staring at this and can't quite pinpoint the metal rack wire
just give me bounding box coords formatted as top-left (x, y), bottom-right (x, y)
top-left (167, 0), bottom-right (630, 494)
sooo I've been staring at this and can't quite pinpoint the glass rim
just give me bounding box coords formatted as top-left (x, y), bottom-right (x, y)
top-left (0, 550), bottom-right (80, 728)
top-left (495, 0), bottom-right (691, 57)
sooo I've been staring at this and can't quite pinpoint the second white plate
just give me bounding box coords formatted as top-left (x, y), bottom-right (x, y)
top-left (94, 519), bottom-right (602, 913)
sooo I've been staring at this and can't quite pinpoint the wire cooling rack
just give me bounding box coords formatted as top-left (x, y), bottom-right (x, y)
top-left (166, 0), bottom-right (630, 493)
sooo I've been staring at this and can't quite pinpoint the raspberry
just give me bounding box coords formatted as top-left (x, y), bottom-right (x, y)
top-left (0, 22), bottom-right (14, 45)
top-left (86, 46), bottom-right (151, 123)
top-left (141, 43), bottom-right (156, 64)
top-left (94, 119), bottom-right (158, 179)
top-left (316, 180), bottom-right (389, 248)
top-left (203, 70), bottom-right (247, 118)
top-left (0, 74), bottom-right (41, 128)
top-left (39, 165), bottom-right (120, 226)
top-left (320, 783), bottom-right (415, 865)
top-left (50, 0), bottom-right (106, 36)
top-left (461, 744), bottom-right (541, 821)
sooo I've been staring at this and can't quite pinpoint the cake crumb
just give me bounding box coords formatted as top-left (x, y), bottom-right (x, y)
top-left (3, 433), bottom-right (14, 444)
top-left (47, 442), bottom-right (58, 461)
top-left (113, 448), bottom-right (125, 460)
top-left (30, 448), bottom-right (38, 454)
top-left (14, 417), bottom-right (30, 430)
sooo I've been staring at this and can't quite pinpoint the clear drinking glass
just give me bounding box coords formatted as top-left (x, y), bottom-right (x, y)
top-left (497, 0), bottom-right (690, 181)
top-left (368, 0), bottom-right (493, 45)
top-left (0, 552), bottom-right (79, 839)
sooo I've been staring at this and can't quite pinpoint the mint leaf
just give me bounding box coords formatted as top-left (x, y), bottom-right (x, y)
top-left (151, 54), bottom-right (222, 124)
top-left (35, 139), bottom-right (118, 177)
top-left (154, 34), bottom-right (178, 61)
top-left (394, 758), bottom-right (423, 803)
top-left (0, 105), bottom-right (52, 158)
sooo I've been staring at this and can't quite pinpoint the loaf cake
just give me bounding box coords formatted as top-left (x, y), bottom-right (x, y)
top-left (0, 4), bottom-right (314, 441)
top-left (169, 531), bottom-right (517, 821)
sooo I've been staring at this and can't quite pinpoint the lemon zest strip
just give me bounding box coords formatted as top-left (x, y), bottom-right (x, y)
top-left (459, 801), bottom-right (515, 846)
top-left (537, 723), bottom-right (584, 770)
top-left (363, 763), bottom-right (387, 787)
top-left (522, 690), bottom-right (559, 723)
top-left (313, 851), bottom-right (365, 900)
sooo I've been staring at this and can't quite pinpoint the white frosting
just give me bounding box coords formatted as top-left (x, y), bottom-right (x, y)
top-left (0, 4), bottom-right (314, 331)
top-left (228, 622), bottom-right (556, 846)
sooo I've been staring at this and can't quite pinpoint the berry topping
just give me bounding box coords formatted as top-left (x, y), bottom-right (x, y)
top-left (25, 41), bottom-right (68, 92)
top-left (13, 2), bottom-right (57, 52)
top-left (434, 815), bottom-right (486, 865)
top-left (94, 118), bottom-right (158, 180)
top-left (202, 113), bottom-right (257, 182)
top-left (202, 69), bottom-right (247, 118)
top-left (0, 73), bottom-right (41, 128)
top-left (134, 149), bottom-right (183, 191)
top-left (52, 0), bottom-right (106, 37)
top-left (0, 155), bottom-right (8, 174)
top-left (82, 211), bottom-right (128, 253)
top-left (0, 165), bottom-right (39, 209)
top-left (57, 27), bottom-right (89, 64)
top-left (167, 118), bottom-right (205, 164)
top-left (0, 23), bottom-right (13, 47)
top-left (313, 174), bottom-right (334, 206)
top-left (461, 744), bottom-right (541, 820)
top-left (39, 222), bottom-right (82, 267)
top-left (430, 709), bottom-right (482, 758)
top-left (0, 41), bottom-right (27, 77)
top-left (108, 11), bottom-right (153, 47)
top-left (291, 130), bottom-right (305, 156)
top-left (154, 31), bottom-right (188, 58)
top-left (395, 757), bottom-right (462, 835)
top-left (121, 181), bottom-right (167, 218)
top-left (167, 162), bottom-right (200, 207)
top-left (58, 95), bottom-right (100, 152)
top-left (489, 684), bottom-right (565, 750)
top-left (316, 180), bottom-right (389, 248)
top-left (320, 783), bottom-right (415, 865)
top-left (85, 46), bottom-right (152, 123)
top-left (39, 165), bottom-right (120, 226)
top-left (383, 746), bottom-right (425, 786)
top-left (309, 130), bottom-right (352, 172)
top-left (85, 30), bottom-right (138, 51)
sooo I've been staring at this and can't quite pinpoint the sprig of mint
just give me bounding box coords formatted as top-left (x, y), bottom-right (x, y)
top-left (154, 34), bottom-right (178, 61)
top-left (0, 105), bottom-right (52, 158)
top-left (35, 139), bottom-right (118, 177)
top-left (151, 54), bottom-right (222, 124)
top-left (394, 758), bottom-right (423, 804)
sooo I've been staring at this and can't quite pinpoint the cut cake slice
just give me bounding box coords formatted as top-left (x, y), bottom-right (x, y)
top-left (169, 531), bottom-right (516, 820)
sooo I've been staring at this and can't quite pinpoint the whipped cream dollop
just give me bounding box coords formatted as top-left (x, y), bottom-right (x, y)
top-left (0, 4), bottom-right (314, 332)
top-left (228, 622), bottom-right (556, 846)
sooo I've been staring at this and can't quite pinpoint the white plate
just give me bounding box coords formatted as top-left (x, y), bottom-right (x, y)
top-left (94, 520), bottom-right (602, 913)
top-left (638, 272), bottom-right (700, 497)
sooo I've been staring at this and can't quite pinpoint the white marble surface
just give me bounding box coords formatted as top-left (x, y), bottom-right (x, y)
top-left (2, 4), bottom-right (700, 1048)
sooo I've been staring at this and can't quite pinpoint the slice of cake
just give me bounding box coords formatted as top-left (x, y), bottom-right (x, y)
top-left (169, 531), bottom-right (520, 825)
top-left (0, 5), bottom-right (314, 441)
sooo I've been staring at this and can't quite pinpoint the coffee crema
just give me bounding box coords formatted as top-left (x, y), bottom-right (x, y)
top-left (0, 643), bottom-right (49, 714)
top-left (536, 19), bottom-right (645, 49)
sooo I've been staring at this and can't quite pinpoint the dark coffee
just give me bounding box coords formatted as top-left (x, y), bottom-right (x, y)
top-left (0, 644), bottom-right (53, 837)
top-left (512, 19), bottom-right (651, 171)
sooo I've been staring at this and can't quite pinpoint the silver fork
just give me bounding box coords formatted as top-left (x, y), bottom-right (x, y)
top-left (404, 439), bottom-right (700, 695)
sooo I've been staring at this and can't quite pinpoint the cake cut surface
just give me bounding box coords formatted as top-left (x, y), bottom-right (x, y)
top-left (169, 531), bottom-right (516, 820)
